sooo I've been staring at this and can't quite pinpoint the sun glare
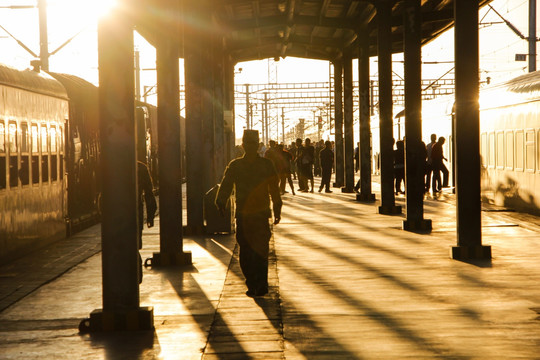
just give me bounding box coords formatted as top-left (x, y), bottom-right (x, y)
top-left (91, 0), bottom-right (118, 19)
top-left (48, 0), bottom-right (118, 23)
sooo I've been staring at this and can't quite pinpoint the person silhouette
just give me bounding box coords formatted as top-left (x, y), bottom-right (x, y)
top-left (215, 130), bottom-right (282, 297)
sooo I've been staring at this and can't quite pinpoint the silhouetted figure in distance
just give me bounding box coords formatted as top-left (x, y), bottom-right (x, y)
top-left (137, 160), bottom-right (157, 283)
top-left (425, 133), bottom-right (437, 193)
top-left (431, 136), bottom-right (449, 194)
top-left (394, 140), bottom-right (405, 194)
top-left (319, 140), bottom-right (334, 193)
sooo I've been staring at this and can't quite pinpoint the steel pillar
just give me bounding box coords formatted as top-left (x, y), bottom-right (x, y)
top-left (223, 55), bottom-right (235, 161)
top-left (377, 1), bottom-right (401, 215)
top-left (184, 0), bottom-right (213, 234)
top-left (452, 0), bottom-right (491, 259)
top-left (343, 52), bottom-right (355, 193)
top-left (80, 9), bottom-right (153, 332)
top-left (213, 37), bottom-right (226, 180)
top-left (402, 0), bottom-right (432, 232)
top-left (357, 26), bottom-right (376, 202)
top-left (333, 60), bottom-right (344, 188)
top-left (145, 38), bottom-right (192, 267)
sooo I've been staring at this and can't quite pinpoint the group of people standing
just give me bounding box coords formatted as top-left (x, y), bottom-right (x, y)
top-left (425, 133), bottom-right (449, 195)
top-left (258, 138), bottom-right (335, 195)
top-left (391, 133), bottom-right (449, 195)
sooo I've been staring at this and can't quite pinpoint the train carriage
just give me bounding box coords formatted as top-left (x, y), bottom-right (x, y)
top-left (479, 72), bottom-right (540, 215)
top-left (369, 71), bottom-right (540, 216)
top-left (0, 64), bottom-right (68, 260)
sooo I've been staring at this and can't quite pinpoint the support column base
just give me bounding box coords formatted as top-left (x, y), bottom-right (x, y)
top-left (378, 205), bottom-right (402, 215)
top-left (79, 306), bottom-right (154, 333)
top-left (403, 218), bottom-right (432, 232)
top-left (356, 193), bottom-right (376, 202)
top-left (183, 225), bottom-right (205, 236)
top-left (451, 245), bottom-right (492, 260)
top-left (341, 187), bottom-right (355, 193)
top-left (144, 251), bottom-right (192, 267)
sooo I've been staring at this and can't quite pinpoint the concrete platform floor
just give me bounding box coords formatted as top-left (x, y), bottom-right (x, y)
top-left (2, 183), bottom-right (540, 359)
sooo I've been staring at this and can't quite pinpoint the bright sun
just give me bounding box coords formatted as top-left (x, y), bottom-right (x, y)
top-left (48, 0), bottom-right (118, 23)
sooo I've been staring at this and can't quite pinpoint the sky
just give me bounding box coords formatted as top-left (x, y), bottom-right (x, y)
top-left (0, 0), bottom-right (537, 140)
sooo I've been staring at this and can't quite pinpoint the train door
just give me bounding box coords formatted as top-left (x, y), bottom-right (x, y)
top-left (8, 121), bottom-right (18, 189)
top-left (31, 124), bottom-right (40, 185)
top-left (62, 120), bottom-right (68, 228)
top-left (135, 106), bottom-right (148, 163)
top-left (0, 120), bottom-right (5, 191)
top-left (20, 122), bottom-right (30, 187)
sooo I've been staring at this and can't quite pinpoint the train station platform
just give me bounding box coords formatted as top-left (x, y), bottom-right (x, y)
top-left (2, 182), bottom-right (540, 359)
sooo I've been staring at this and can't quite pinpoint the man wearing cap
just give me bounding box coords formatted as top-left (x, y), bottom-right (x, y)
top-left (215, 130), bottom-right (283, 297)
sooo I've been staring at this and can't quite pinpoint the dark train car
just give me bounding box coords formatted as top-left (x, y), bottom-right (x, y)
top-left (0, 64), bottom-right (68, 261)
top-left (51, 73), bottom-right (161, 234)
top-left (49, 73), bottom-right (101, 234)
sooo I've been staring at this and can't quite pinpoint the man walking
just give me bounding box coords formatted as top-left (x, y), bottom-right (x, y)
top-left (319, 140), bottom-right (334, 193)
top-left (216, 130), bottom-right (283, 297)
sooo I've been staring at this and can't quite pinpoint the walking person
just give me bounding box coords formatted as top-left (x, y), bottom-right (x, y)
top-left (137, 161), bottom-right (157, 284)
top-left (215, 130), bottom-right (282, 297)
top-left (431, 136), bottom-right (449, 194)
top-left (394, 140), bottom-right (405, 194)
top-left (319, 140), bottom-right (334, 193)
top-left (277, 143), bottom-right (296, 195)
top-left (425, 134), bottom-right (437, 193)
top-left (295, 138), bottom-right (307, 191)
top-left (302, 138), bottom-right (315, 192)
top-left (289, 141), bottom-right (298, 180)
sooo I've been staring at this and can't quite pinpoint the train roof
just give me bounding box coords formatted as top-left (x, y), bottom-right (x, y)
top-left (479, 71), bottom-right (540, 110)
top-left (48, 72), bottom-right (98, 100)
top-left (504, 70), bottom-right (540, 94)
top-left (0, 63), bottom-right (68, 99)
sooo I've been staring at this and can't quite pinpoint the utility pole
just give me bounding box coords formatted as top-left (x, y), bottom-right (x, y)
top-left (529, 0), bottom-right (537, 72)
top-left (265, 93), bottom-right (270, 144)
top-left (281, 108), bottom-right (285, 144)
top-left (245, 84), bottom-right (250, 129)
top-left (38, 0), bottom-right (49, 71)
top-left (134, 50), bottom-right (141, 101)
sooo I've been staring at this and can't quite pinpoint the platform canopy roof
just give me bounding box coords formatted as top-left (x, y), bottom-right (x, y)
top-left (132, 0), bottom-right (492, 63)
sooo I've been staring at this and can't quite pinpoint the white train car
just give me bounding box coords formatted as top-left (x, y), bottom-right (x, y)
top-left (479, 72), bottom-right (540, 215)
top-left (365, 71), bottom-right (540, 215)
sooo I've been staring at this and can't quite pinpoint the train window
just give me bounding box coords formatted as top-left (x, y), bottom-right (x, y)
top-left (20, 123), bottom-right (29, 186)
top-left (41, 126), bottom-right (48, 153)
top-left (31, 125), bottom-right (39, 184)
top-left (488, 132), bottom-right (495, 168)
top-left (0, 156), bottom-right (4, 190)
top-left (526, 130), bottom-right (535, 172)
top-left (0, 121), bottom-right (4, 190)
top-left (0, 121), bottom-right (5, 153)
top-left (50, 126), bottom-right (57, 153)
top-left (41, 125), bottom-right (49, 183)
top-left (505, 132), bottom-right (513, 170)
top-left (59, 125), bottom-right (64, 180)
top-left (480, 133), bottom-right (487, 166)
top-left (537, 130), bottom-right (540, 172)
top-left (50, 126), bottom-right (57, 182)
top-left (496, 132), bottom-right (504, 169)
top-left (8, 122), bottom-right (17, 153)
top-left (21, 123), bottom-right (29, 153)
top-left (515, 130), bottom-right (524, 171)
top-left (8, 122), bottom-right (18, 188)
top-left (31, 125), bottom-right (39, 153)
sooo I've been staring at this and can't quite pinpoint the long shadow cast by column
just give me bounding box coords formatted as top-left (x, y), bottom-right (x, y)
top-left (277, 250), bottom-right (473, 359)
top-left (277, 225), bottom-right (483, 322)
top-left (87, 330), bottom-right (157, 360)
